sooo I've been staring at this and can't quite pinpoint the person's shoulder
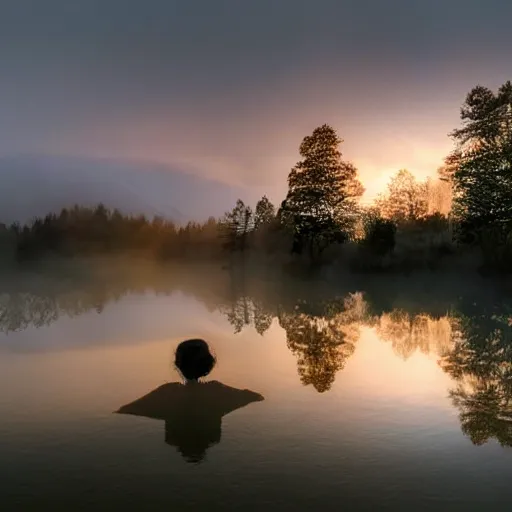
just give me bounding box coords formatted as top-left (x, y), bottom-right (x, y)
top-left (206, 380), bottom-right (237, 389)
top-left (207, 381), bottom-right (264, 401)
top-left (146, 382), bottom-right (184, 398)
top-left (155, 382), bottom-right (183, 391)
top-left (205, 380), bottom-right (227, 388)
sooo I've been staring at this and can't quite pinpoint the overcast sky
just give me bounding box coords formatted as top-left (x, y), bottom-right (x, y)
top-left (0, 0), bottom-right (511, 217)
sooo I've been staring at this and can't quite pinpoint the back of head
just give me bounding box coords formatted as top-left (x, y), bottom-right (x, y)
top-left (175, 339), bottom-right (216, 382)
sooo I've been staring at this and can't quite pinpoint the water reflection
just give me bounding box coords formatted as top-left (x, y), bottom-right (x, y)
top-left (2, 264), bottom-right (512, 447)
top-left (439, 310), bottom-right (512, 446)
top-left (117, 380), bottom-right (264, 463)
top-left (374, 310), bottom-right (454, 361)
top-left (278, 294), bottom-right (366, 392)
top-left (213, 275), bottom-right (512, 445)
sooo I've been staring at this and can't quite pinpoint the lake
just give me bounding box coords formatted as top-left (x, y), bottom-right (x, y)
top-left (1, 260), bottom-right (512, 510)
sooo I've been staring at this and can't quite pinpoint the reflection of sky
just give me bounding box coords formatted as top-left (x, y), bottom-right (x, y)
top-left (0, 0), bottom-right (511, 220)
top-left (0, 292), bottom-right (223, 353)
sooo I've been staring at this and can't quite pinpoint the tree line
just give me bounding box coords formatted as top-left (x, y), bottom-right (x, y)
top-left (1, 80), bottom-right (511, 272)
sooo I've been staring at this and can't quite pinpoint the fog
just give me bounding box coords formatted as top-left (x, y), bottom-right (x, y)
top-left (1, 256), bottom-right (510, 353)
top-left (0, 155), bottom-right (264, 225)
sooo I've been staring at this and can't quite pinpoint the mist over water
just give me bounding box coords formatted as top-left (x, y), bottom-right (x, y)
top-left (1, 259), bottom-right (512, 509)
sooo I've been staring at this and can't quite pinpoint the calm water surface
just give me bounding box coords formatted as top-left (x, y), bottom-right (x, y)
top-left (1, 262), bottom-right (512, 510)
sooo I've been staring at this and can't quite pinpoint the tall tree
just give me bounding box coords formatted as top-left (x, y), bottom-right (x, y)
top-left (254, 195), bottom-right (276, 230)
top-left (376, 169), bottom-right (428, 223)
top-left (280, 124), bottom-right (364, 258)
top-left (220, 199), bottom-right (253, 253)
top-left (444, 81), bottom-right (512, 242)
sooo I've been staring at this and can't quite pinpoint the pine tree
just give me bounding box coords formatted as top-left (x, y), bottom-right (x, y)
top-left (254, 195), bottom-right (275, 230)
top-left (220, 199), bottom-right (253, 253)
top-left (280, 124), bottom-right (364, 258)
top-left (445, 81), bottom-right (512, 242)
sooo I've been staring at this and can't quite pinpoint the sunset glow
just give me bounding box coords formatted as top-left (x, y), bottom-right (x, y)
top-left (0, 0), bottom-right (509, 219)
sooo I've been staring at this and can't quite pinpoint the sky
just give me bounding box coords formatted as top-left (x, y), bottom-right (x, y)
top-left (0, 0), bottom-right (511, 219)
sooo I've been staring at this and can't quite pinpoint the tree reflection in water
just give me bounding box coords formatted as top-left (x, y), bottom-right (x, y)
top-left (219, 287), bottom-right (367, 393)
top-left (217, 283), bottom-right (512, 444)
top-left (2, 267), bottom-right (512, 446)
top-left (375, 310), bottom-right (454, 361)
top-left (278, 293), bottom-right (366, 393)
top-left (439, 312), bottom-right (512, 446)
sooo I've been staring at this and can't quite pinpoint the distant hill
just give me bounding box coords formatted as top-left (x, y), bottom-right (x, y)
top-left (0, 155), bottom-right (259, 225)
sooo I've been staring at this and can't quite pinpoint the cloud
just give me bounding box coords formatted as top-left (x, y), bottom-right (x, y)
top-left (0, 155), bottom-right (268, 224)
top-left (0, 0), bottom-right (509, 197)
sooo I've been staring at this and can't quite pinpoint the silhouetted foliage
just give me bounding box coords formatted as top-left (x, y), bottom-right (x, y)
top-left (279, 124), bottom-right (364, 260)
top-left (351, 209), bottom-right (396, 271)
top-left (219, 199), bottom-right (254, 254)
top-left (445, 81), bottom-right (512, 268)
top-left (362, 210), bottom-right (396, 253)
top-left (5, 85), bottom-right (512, 273)
top-left (10, 204), bottom-right (225, 262)
top-left (365, 218), bottom-right (396, 255)
top-left (254, 195), bottom-right (275, 230)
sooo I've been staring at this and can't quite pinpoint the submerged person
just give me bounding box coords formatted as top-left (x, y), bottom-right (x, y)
top-left (117, 339), bottom-right (264, 463)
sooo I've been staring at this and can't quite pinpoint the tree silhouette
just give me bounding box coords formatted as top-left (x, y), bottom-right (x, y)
top-left (11, 203), bottom-right (228, 262)
top-left (360, 208), bottom-right (396, 255)
top-left (254, 195), bottom-right (275, 230)
top-left (279, 124), bottom-right (364, 259)
top-left (445, 81), bottom-right (512, 258)
top-left (220, 199), bottom-right (254, 254)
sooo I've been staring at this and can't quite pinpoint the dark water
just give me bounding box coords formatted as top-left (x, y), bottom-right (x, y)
top-left (1, 261), bottom-right (512, 510)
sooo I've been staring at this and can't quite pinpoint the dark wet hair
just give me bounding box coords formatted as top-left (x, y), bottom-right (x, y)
top-left (174, 339), bottom-right (216, 381)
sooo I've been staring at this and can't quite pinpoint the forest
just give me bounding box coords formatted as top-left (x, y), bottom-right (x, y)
top-left (1, 80), bottom-right (511, 273)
